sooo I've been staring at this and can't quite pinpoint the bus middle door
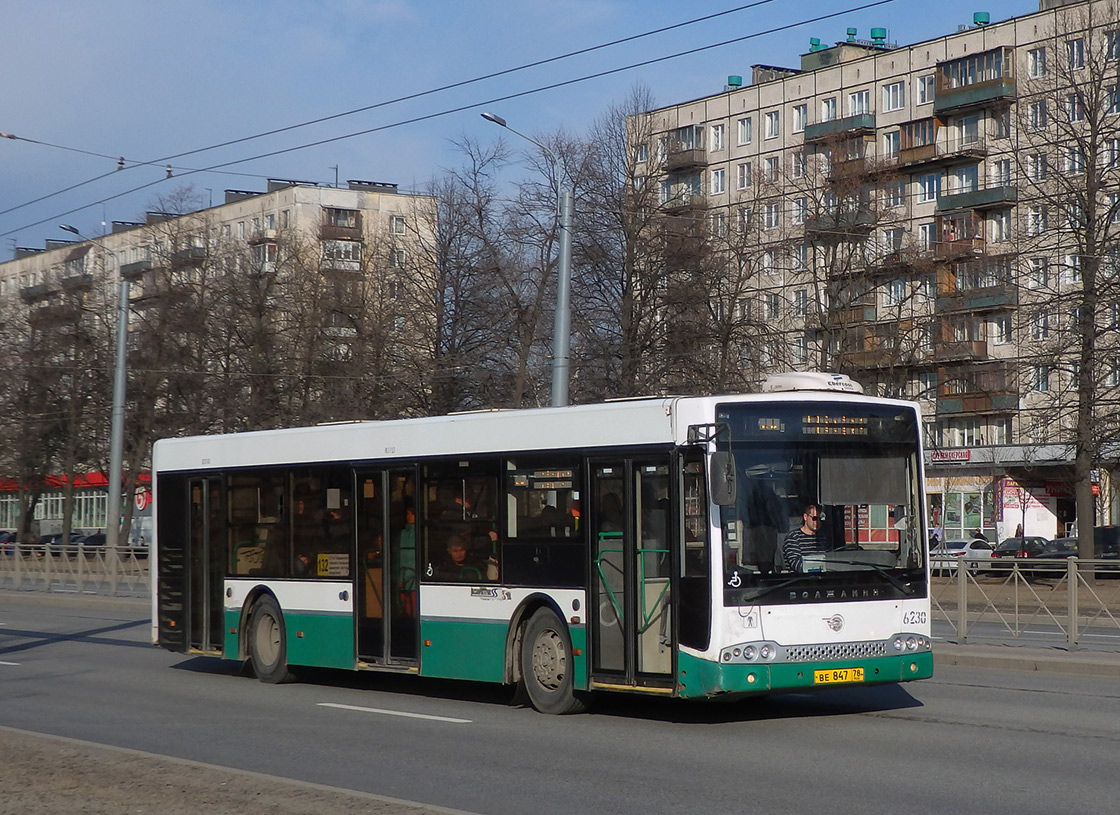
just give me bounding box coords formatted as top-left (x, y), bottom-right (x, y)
top-left (589, 460), bottom-right (674, 690)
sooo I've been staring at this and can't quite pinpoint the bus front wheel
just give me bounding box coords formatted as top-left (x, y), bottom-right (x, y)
top-left (248, 595), bottom-right (294, 684)
top-left (520, 608), bottom-right (586, 715)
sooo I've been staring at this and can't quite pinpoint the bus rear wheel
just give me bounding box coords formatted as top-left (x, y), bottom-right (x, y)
top-left (248, 595), bottom-right (294, 684)
top-left (520, 608), bottom-right (586, 714)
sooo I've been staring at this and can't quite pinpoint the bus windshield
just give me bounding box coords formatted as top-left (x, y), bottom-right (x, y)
top-left (716, 401), bottom-right (925, 605)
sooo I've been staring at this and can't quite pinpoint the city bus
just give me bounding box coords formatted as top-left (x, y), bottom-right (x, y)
top-left (151, 372), bottom-right (932, 714)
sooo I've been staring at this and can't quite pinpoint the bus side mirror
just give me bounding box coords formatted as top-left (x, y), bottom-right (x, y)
top-left (709, 452), bottom-right (737, 506)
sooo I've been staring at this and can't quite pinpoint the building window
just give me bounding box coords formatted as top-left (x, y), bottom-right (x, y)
top-left (325, 208), bottom-right (359, 228)
top-left (990, 210), bottom-right (1011, 242)
top-left (764, 202), bottom-right (781, 230)
top-left (794, 243), bottom-right (810, 271)
top-left (821, 97), bottom-right (837, 122)
top-left (764, 291), bottom-right (780, 318)
top-left (791, 151), bottom-right (806, 178)
top-left (1063, 254), bottom-right (1082, 286)
top-left (323, 240), bottom-right (362, 262)
top-left (761, 250), bottom-right (777, 275)
top-left (763, 156), bottom-right (779, 182)
top-left (737, 206), bottom-right (753, 231)
top-left (1034, 366), bottom-right (1051, 392)
top-left (1065, 92), bottom-right (1085, 122)
top-left (993, 315), bottom-right (1012, 345)
top-left (1064, 147), bottom-right (1086, 174)
top-left (711, 168), bottom-right (726, 194)
top-left (917, 75), bottom-right (936, 105)
top-left (710, 123), bottom-right (725, 151)
top-left (736, 162), bottom-right (752, 189)
top-left (919, 173), bottom-right (941, 203)
top-left (1028, 257), bottom-right (1049, 288)
top-left (992, 418), bottom-right (1012, 445)
top-left (847, 90), bottom-right (870, 116)
top-left (1065, 201), bottom-right (1085, 230)
top-left (390, 215), bottom-right (407, 234)
top-left (1110, 86), bottom-right (1120, 115)
top-left (882, 130), bottom-right (900, 157)
top-left (885, 278), bottom-right (906, 306)
top-left (882, 81), bottom-right (905, 112)
top-left (764, 110), bottom-right (780, 139)
top-left (737, 117), bottom-right (753, 144)
top-left (1027, 206), bottom-right (1048, 236)
top-left (1067, 38), bottom-right (1084, 70)
top-left (794, 288), bottom-right (808, 316)
top-left (792, 104), bottom-right (807, 133)
top-left (919, 222), bottom-right (936, 250)
top-left (635, 143), bottom-right (649, 163)
top-left (1032, 311), bottom-right (1051, 340)
top-left (793, 197), bottom-right (808, 225)
top-left (1029, 100), bottom-right (1048, 130)
top-left (1027, 152), bottom-right (1048, 180)
top-left (710, 211), bottom-right (727, 238)
top-left (792, 335), bottom-right (809, 365)
top-left (1028, 47), bottom-right (1047, 78)
top-left (884, 181), bottom-right (905, 209)
top-left (991, 158), bottom-right (1012, 186)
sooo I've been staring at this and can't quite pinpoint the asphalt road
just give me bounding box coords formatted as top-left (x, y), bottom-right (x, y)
top-left (2, 591), bottom-right (1119, 815)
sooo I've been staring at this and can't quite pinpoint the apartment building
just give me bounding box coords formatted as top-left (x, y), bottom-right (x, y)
top-left (632, 0), bottom-right (1120, 539)
top-left (0, 179), bottom-right (436, 536)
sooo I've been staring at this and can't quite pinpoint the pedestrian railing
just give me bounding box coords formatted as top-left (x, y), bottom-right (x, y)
top-left (931, 557), bottom-right (1120, 649)
top-left (0, 543), bottom-right (151, 598)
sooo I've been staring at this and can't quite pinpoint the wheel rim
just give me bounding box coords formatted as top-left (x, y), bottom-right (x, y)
top-left (530, 627), bottom-right (566, 692)
top-left (254, 610), bottom-right (281, 667)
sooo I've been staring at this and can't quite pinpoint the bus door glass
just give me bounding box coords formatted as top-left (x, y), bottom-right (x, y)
top-left (355, 469), bottom-right (418, 665)
top-left (590, 460), bottom-right (673, 684)
top-left (188, 477), bottom-right (224, 653)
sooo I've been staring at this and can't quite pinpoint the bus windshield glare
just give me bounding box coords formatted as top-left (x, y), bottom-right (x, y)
top-left (716, 402), bottom-right (925, 605)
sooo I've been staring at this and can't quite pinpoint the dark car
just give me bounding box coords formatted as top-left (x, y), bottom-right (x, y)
top-left (82, 532), bottom-right (106, 548)
top-left (1028, 537), bottom-right (1080, 575)
top-left (991, 536), bottom-right (1049, 570)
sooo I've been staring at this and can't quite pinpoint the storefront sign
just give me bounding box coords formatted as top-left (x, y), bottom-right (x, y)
top-left (931, 449), bottom-right (971, 463)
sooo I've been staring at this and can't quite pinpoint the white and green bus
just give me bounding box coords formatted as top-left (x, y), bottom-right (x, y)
top-left (152, 372), bottom-right (932, 713)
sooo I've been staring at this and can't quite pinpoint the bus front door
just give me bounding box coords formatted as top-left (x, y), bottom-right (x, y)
top-left (590, 460), bottom-right (674, 689)
top-left (187, 477), bottom-right (224, 654)
top-left (355, 469), bottom-right (419, 666)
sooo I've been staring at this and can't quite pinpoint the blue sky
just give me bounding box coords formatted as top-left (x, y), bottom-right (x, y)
top-left (1, 0), bottom-right (1034, 255)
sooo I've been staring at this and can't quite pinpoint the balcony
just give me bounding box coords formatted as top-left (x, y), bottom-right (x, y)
top-left (937, 184), bottom-right (1017, 213)
top-left (248, 228), bottom-right (277, 245)
top-left (935, 284), bottom-right (1017, 314)
top-left (120, 260), bottom-right (153, 279)
top-left (171, 246), bottom-right (207, 269)
top-left (822, 304), bottom-right (877, 326)
top-left (933, 339), bottom-right (988, 362)
top-left (934, 237), bottom-right (985, 259)
top-left (832, 347), bottom-right (897, 369)
top-left (665, 147), bottom-right (706, 172)
top-left (804, 208), bottom-right (876, 240)
top-left (896, 139), bottom-right (989, 170)
top-left (321, 218), bottom-right (363, 241)
top-left (803, 113), bottom-right (876, 143)
top-left (827, 155), bottom-right (870, 182)
top-left (662, 194), bottom-right (705, 211)
top-left (934, 77), bottom-right (1016, 116)
top-left (936, 390), bottom-right (1018, 414)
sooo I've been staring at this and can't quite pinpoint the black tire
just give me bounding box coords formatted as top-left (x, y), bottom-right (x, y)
top-left (520, 608), bottom-right (587, 715)
top-left (248, 595), bottom-right (295, 684)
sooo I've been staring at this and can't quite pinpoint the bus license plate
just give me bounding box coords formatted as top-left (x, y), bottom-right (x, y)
top-left (813, 667), bottom-right (865, 684)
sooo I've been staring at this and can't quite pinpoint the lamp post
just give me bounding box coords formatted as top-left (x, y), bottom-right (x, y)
top-left (481, 112), bottom-right (573, 407)
top-left (60, 224), bottom-right (128, 551)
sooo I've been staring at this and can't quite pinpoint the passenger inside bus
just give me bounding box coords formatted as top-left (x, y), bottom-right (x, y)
top-left (435, 534), bottom-right (484, 581)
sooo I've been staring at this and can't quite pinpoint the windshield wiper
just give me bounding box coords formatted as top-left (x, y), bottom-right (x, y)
top-left (741, 577), bottom-right (803, 602)
top-left (820, 559), bottom-right (915, 595)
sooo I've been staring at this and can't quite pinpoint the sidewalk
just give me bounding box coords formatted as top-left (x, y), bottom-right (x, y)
top-left (934, 641), bottom-right (1120, 677)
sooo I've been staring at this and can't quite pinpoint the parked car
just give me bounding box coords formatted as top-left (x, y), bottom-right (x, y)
top-left (1027, 537), bottom-right (1080, 576)
top-left (46, 532), bottom-right (85, 554)
top-left (82, 532), bottom-right (106, 548)
top-left (930, 538), bottom-right (995, 574)
top-left (990, 536), bottom-right (1049, 570)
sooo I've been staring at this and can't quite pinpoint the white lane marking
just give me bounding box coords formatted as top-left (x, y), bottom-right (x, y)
top-left (0, 661), bottom-right (20, 666)
top-left (317, 702), bottom-right (471, 723)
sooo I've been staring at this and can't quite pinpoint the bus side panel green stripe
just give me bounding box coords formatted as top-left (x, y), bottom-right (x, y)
top-left (224, 608), bottom-right (355, 670)
top-left (677, 651), bottom-right (933, 698)
top-left (420, 619), bottom-right (507, 682)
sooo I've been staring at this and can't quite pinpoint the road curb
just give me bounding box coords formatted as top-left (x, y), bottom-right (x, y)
top-left (935, 642), bottom-right (1120, 678)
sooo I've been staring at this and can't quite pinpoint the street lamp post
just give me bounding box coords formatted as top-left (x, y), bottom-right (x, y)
top-left (60, 225), bottom-right (128, 551)
top-left (481, 112), bottom-right (573, 407)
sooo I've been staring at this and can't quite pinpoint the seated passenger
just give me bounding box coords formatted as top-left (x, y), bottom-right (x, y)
top-left (435, 534), bottom-right (483, 582)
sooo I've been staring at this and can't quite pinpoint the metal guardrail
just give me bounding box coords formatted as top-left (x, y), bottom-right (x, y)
top-left (931, 557), bottom-right (1120, 649)
top-left (0, 543), bottom-right (151, 598)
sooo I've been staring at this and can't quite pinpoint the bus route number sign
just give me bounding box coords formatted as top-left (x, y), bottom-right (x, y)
top-left (813, 667), bottom-right (865, 685)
